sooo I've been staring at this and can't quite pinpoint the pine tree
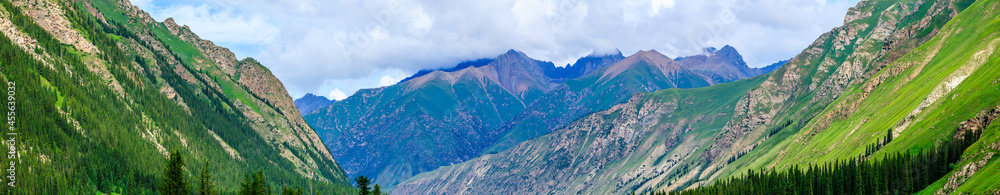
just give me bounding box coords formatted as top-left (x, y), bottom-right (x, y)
top-left (197, 160), bottom-right (217, 195)
top-left (356, 176), bottom-right (372, 195)
top-left (239, 171), bottom-right (270, 195)
top-left (161, 149), bottom-right (189, 195)
top-left (281, 186), bottom-right (304, 195)
top-left (372, 184), bottom-right (383, 195)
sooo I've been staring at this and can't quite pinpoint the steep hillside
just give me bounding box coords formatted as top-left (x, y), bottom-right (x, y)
top-left (294, 93), bottom-right (334, 116)
top-left (717, 0), bottom-right (999, 193)
top-left (700, 0), bottom-right (968, 187)
top-left (391, 0), bottom-right (968, 193)
top-left (0, 0), bottom-right (351, 193)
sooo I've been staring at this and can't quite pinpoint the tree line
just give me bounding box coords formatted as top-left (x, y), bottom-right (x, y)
top-left (649, 128), bottom-right (983, 195)
top-left (161, 149), bottom-right (308, 195)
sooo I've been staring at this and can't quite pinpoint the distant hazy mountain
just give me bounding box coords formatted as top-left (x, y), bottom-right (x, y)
top-left (306, 45), bottom-right (780, 190)
top-left (676, 45), bottom-right (785, 84)
top-left (294, 93), bottom-right (335, 116)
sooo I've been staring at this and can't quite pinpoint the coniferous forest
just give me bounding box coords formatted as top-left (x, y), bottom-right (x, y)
top-left (0, 0), bottom-right (353, 193)
top-left (652, 129), bottom-right (983, 195)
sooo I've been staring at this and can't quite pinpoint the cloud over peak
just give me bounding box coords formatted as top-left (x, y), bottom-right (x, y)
top-left (136, 0), bottom-right (858, 99)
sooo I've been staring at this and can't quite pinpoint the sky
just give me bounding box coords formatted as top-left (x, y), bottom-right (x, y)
top-left (131, 0), bottom-right (861, 100)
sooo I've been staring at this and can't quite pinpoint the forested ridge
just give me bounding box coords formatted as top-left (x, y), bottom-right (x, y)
top-left (0, 0), bottom-right (353, 194)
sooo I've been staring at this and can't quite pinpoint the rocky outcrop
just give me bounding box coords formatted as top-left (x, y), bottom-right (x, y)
top-left (14, 0), bottom-right (99, 53)
top-left (0, 4), bottom-right (50, 67)
top-left (162, 18), bottom-right (240, 76)
top-left (937, 106), bottom-right (1000, 194)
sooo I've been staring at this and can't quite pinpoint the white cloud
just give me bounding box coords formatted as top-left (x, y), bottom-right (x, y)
top-left (379, 75), bottom-right (400, 87)
top-left (328, 88), bottom-right (348, 101)
top-left (135, 1), bottom-right (279, 59)
top-left (140, 0), bottom-right (861, 99)
top-left (650, 0), bottom-right (675, 16)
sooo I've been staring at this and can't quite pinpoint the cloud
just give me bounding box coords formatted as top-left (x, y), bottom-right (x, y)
top-left (650, 0), bottom-right (676, 16)
top-left (139, 0), bottom-right (860, 98)
top-left (328, 88), bottom-right (348, 101)
top-left (379, 75), bottom-right (401, 87)
top-left (133, 1), bottom-right (279, 58)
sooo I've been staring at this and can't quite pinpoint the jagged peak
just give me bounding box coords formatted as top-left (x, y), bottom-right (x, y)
top-left (163, 17), bottom-right (176, 25)
top-left (298, 93), bottom-right (332, 101)
top-left (703, 47), bottom-right (718, 54)
top-left (632, 49), bottom-right (672, 61)
top-left (717, 45), bottom-right (737, 54)
top-left (499, 49), bottom-right (530, 59)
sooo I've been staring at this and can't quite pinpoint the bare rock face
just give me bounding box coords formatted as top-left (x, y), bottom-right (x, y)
top-left (162, 18), bottom-right (240, 76)
top-left (0, 5), bottom-right (49, 65)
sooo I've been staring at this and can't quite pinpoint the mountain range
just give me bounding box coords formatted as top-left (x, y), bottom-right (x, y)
top-left (303, 44), bottom-right (784, 189)
top-left (392, 0), bottom-right (1000, 194)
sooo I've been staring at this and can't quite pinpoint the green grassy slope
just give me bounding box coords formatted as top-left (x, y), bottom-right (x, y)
top-left (710, 0), bottom-right (999, 192)
top-left (734, 0), bottom-right (998, 172)
top-left (693, 0), bottom-right (965, 187)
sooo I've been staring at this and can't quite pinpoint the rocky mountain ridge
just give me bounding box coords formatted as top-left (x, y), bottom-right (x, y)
top-left (306, 45), bottom-right (781, 189)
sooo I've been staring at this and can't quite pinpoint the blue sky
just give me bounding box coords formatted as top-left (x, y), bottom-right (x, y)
top-left (131, 0), bottom-right (860, 100)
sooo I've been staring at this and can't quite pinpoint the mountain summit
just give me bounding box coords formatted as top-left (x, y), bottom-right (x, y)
top-left (294, 93), bottom-right (335, 116)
